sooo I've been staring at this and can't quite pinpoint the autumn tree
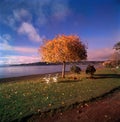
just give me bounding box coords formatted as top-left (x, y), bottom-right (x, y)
top-left (111, 52), bottom-right (120, 66)
top-left (112, 42), bottom-right (120, 66)
top-left (39, 35), bottom-right (87, 78)
top-left (113, 41), bottom-right (120, 51)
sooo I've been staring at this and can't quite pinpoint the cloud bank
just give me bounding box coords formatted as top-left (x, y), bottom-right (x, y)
top-left (0, 34), bottom-right (38, 53)
top-left (88, 48), bottom-right (114, 61)
top-left (0, 55), bottom-right (40, 65)
top-left (13, 8), bottom-right (32, 22)
top-left (18, 22), bottom-right (42, 42)
top-left (0, 34), bottom-right (40, 65)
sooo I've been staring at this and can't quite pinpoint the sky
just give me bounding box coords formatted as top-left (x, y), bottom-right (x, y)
top-left (0, 0), bottom-right (120, 65)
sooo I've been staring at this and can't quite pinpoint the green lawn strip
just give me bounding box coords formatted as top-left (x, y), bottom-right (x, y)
top-left (0, 68), bottom-right (120, 121)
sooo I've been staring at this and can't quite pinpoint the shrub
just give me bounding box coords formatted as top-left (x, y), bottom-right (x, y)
top-left (103, 60), bottom-right (115, 68)
top-left (70, 65), bottom-right (81, 74)
top-left (86, 65), bottom-right (96, 78)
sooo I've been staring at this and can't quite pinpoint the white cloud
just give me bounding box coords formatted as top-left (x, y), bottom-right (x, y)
top-left (88, 48), bottom-right (114, 61)
top-left (0, 34), bottom-right (38, 53)
top-left (2, 8), bottom-right (32, 30)
top-left (14, 47), bottom-right (37, 53)
top-left (0, 42), bottom-right (13, 51)
top-left (0, 34), bottom-right (12, 42)
top-left (2, 34), bottom-right (12, 41)
top-left (36, 0), bottom-right (70, 25)
top-left (52, 1), bottom-right (70, 21)
top-left (18, 22), bottom-right (42, 42)
top-left (4, 16), bottom-right (16, 30)
top-left (0, 55), bottom-right (40, 65)
top-left (13, 8), bottom-right (32, 22)
top-left (37, 10), bottom-right (48, 25)
top-left (0, 34), bottom-right (13, 50)
top-left (1, 1), bottom-right (71, 32)
top-left (0, 34), bottom-right (40, 65)
top-left (0, 41), bottom-right (38, 54)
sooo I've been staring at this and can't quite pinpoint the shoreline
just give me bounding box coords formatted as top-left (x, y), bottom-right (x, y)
top-left (0, 72), bottom-right (63, 83)
top-left (0, 64), bottom-right (102, 83)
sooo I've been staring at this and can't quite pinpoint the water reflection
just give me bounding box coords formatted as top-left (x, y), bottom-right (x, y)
top-left (0, 65), bottom-right (66, 78)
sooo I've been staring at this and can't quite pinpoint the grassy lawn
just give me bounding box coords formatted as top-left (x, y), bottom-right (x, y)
top-left (0, 68), bottom-right (120, 121)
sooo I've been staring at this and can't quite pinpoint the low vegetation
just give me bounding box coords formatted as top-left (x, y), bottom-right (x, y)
top-left (70, 65), bottom-right (81, 74)
top-left (86, 65), bottom-right (96, 78)
top-left (0, 68), bottom-right (120, 121)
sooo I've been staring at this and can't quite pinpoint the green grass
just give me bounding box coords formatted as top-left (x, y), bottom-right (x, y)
top-left (0, 68), bottom-right (120, 121)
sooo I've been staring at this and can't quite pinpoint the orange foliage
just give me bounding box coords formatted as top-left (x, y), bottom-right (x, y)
top-left (39, 35), bottom-right (87, 63)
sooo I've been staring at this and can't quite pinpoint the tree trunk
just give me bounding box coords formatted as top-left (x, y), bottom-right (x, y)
top-left (62, 61), bottom-right (66, 78)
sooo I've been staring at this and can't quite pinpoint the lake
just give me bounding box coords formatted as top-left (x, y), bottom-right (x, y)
top-left (0, 64), bottom-right (89, 78)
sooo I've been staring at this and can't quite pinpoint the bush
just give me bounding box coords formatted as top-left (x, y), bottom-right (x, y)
top-left (86, 65), bottom-right (96, 78)
top-left (70, 65), bottom-right (81, 74)
top-left (103, 60), bottom-right (115, 68)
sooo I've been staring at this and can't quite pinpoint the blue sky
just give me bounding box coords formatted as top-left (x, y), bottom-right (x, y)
top-left (0, 0), bottom-right (120, 65)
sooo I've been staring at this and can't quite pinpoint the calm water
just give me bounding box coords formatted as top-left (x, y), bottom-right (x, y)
top-left (0, 64), bottom-right (88, 78)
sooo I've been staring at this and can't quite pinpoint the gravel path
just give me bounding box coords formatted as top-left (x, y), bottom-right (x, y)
top-left (30, 90), bottom-right (120, 122)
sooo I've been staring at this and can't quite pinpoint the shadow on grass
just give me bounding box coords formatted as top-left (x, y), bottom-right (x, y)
top-left (94, 74), bottom-right (120, 79)
top-left (26, 86), bottom-right (120, 122)
top-left (58, 79), bottom-right (82, 83)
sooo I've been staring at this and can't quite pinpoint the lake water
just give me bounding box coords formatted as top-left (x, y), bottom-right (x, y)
top-left (0, 64), bottom-right (89, 78)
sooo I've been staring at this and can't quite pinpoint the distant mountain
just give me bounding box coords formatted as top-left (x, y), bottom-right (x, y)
top-left (9, 61), bottom-right (104, 66)
top-left (10, 62), bottom-right (61, 66)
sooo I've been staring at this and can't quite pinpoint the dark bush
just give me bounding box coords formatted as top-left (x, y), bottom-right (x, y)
top-left (86, 65), bottom-right (96, 78)
top-left (70, 65), bottom-right (81, 74)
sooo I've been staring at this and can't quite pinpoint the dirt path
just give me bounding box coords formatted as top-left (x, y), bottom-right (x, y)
top-left (29, 90), bottom-right (120, 122)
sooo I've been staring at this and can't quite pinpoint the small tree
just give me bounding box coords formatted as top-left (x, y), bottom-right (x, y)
top-left (70, 65), bottom-right (81, 74)
top-left (86, 65), bottom-right (96, 78)
top-left (39, 35), bottom-right (87, 78)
